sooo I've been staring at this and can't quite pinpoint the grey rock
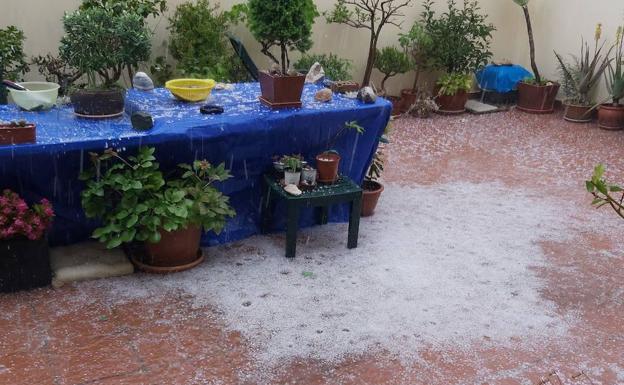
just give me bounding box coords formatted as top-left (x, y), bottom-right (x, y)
top-left (357, 86), bottom-right (377, 104)
top-left (133, 71), bottom-right (154, 91)
top-left (131, 111), bottom-right (153, 131)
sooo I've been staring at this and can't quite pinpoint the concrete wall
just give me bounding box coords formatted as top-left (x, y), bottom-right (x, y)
top-left (1, 0), bottom-right (621, 98)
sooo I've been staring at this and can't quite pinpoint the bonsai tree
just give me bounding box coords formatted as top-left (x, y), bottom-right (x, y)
top-left (60, 7), bottom-right (152, 89)
top-left (294, 53), bottom-right (353, 81)
top-left (325, 0), bottom-right (412, 87)
top-left (32, 54), bottom-right (83, 97)
top-left (246, 0), bottom-right (319, 74)
top-left (512, 0), bottom-right (542, 83)
top-left (0, 26), bottom-right (29, 104)
top-left (168, 0), bottom-right (248, 82)
top-left (399, 22), bottom-right (432, 93)
top-left (373, 46), bottom-right (411, 95)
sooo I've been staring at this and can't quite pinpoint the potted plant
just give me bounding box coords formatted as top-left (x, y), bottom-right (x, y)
top-left (398, 22), bottom-right (432, 112)
top-left (362, 133), bottom-right (388, 217)
top-left (244, 0), bottom-right (318, 109)
top-left (294, 53), bottom-right (353, 81)
top-left (373, 46), bottom-right (412, 115)
top-left (555, 25), bottom-right (611, 123)
top-left (325, 0), bottom-right (411, 87)
top-left (59, 6), bottom-right (152, 117)
top-left (0, 190), bottom-right (54, 293)
top-left (316, 121), bottom-right (364, 183)
top-left (80, 147), bottom-right (235, 273)
top-left (512, 0), bottom-right (560, 113)
top-left (301, 165), bottom-right (318, 186)
top-left (0, 26), bottom-right (29, 105)
top-left (281, 155), bottom-right (303, 185)
top-left (421, 0), bottom-right (495, 114)
top-left (599, 26), bottom-right (624, 130)
top-left (0, 120), bottom-right (36, 145)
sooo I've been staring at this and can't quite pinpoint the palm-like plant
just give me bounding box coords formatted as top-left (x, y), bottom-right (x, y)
top-left (606, 26), bottom-right (624, 106)
top-left (512, 0), bottom-right (542, 83)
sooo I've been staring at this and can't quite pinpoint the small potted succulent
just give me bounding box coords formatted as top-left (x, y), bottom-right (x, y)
top-left (301, 165), bottom-right (318, 187)
top-left (555, 24), bottom-right (611, 123)
top-left (281, 155), bottom-right (303, 186)
top-left (80, 147), bottom-right (235, 273)
top-left (0, 190), bottom-right (54, 293)
top-left (599, 25), bottom-right (624, 130)
top-left (316, 121), bottom-right (364, 183)
top-left (246, 0), bottom-right (318, 108)
top-left (0, 120), bottom-right (36, 145)
top-left (0, 26), bottom-right (29, 105)
top-left (362, 146), bottom-right (386, 217)
top-left (398, 22), bottom-right (432, 112)
top-left (373, 46), bottom-right (411, 115)
top-left (512, 0), bottom-right (560, 113)
top-left (59, 6), bottom-right (152, 117)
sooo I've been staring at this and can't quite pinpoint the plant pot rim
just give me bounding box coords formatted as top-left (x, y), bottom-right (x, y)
top-left (563, 102), bottom-right (592, 108)
top-left (518, 81), bottom-right (560, 88)
top-left (599, 103), bottom-right (624, 109)
top-left (317, 152), bottom-right (341, 161)
top-left (259, 70), bottom-right (305, 78)
top-left (363, 180), bottom-right (384, 193)
top-left (0, 123), bottom-right (36, 129)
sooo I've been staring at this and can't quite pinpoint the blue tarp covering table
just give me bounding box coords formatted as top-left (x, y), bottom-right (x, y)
top-left (476, 64), bottom-right (532, 93)
top-left (0, 83), bottom-right (391, 246)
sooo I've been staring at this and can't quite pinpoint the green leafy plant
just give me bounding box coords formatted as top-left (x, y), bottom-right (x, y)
top-left (399, 22), bottom-right (433, 93)
top-left (0, 26), bottom-right (29, 104)
top-left (294, 53), bottom-right (352, 81)
top-left (325, 0), bottom-right (411, 87)
top-left (606, 26), bottom-right (624, 106)
top-left (280, 155), bottom-right (303, 172)
top-left (60, 7), bottom-right (152, 89)
top-left (374, 46), bottom-right (411, 95)
top-left (555, 24), bottom-right (611, 106)
top-left (324, 120), bottom-right (365, 154)
top-left (149, 56), bottom-right (174, 87)
top-left (168, 0), bottom-right (248, 82)
top-left (586, 164), bottom-right (624, 219)
top-left (80, 0), bottom-right (167, 19)
top-left (422, 0), bottom-right (494, 75)
top-left (32, 54), bottom-right (83, 96)
top-left (246, 0), bottom-right (319, 74)
top-left (80, 147), bottom-right (235, 249)
top-left (436, 73), bottom-right (472, 96)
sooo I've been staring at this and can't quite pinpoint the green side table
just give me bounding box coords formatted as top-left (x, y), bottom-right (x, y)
top-left (261, 174), bottom-right (363, 258)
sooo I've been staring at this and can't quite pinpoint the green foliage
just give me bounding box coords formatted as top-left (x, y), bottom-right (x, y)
top-left (421, 0), bottom-right (495, 75)
top-left (280, 155), bottom-right (303, 172)
top-left (512, 0), bottom-right (529, 6)
top-left (168, 0), bottom-right (248, 82)
top-left (374, 46), bottom-right (411, 93)
top-left (32, 54), bottom-right (83, 96)
top-left (149, 56), bottom-right (174, 87)
top-left (80, 147), bottom-right (235, 249)
top-left (294, 53), bottom-right (352, 81)
top-left (606, 26), bottom-right (624, 106)
top-left (585, 164), bottom-right (624, 220)
top-left (0, 26), bottom-right (29, 81)
top-left (246, 0), bottom-right (319, 74)
top-left (79, 0), bottom-right (167, 19)
top-left (436, 73), bottom-right (472, 96)
top-left (325, 121), bottom-right (365, 153)
top-left (399, 22), bottom-right (433, 91)
top-left (60, 7), bottom-right (152, 89)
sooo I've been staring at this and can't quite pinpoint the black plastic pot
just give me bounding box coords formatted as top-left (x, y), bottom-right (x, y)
top-left (1, 236), bottom-right (52, 293)
top-left (71, 88), bottom-right (126, 118)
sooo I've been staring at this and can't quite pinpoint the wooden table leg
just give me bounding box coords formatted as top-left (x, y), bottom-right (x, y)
top-left (286, 202), bottom-right (299, 258)
top-left (347, 194), bottom-right (362, 249)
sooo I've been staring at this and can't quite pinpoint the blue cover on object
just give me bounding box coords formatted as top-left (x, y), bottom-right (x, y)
top-left (475, 64), bottom-right (532, 93)
top-left (0, 83), bottom-right (391, 247)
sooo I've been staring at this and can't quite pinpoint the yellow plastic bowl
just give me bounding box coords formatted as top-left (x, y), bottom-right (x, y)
top-left (165, 79), bottom-right (216, 102)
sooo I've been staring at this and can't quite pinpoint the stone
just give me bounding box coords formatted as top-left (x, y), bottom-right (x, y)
top-left (131, 111), bottom-right (153, 130)
top-left (200, 104), bottom-right (224, 115)
top-left (357, 86), bottom-right (377, 104)
top-left (315, 88), bottom-right (333, 103)
top-left (305, 62), bottom-right (325, 84)
top-left (133, 71), bottom-right (154, 91)
top-left (284, 184), bottom-right (302, 196)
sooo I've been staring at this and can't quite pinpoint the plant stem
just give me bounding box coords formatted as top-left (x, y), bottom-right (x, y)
top-left (522, 5), bottom-right (541, 84)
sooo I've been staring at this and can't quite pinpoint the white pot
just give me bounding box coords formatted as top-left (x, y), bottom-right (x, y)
top-left (284, 171), bottom-right (301, 185)
top-left (302, 168), bottom-right (317, 184)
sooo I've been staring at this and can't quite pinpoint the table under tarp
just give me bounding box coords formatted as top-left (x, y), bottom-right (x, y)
top-left (0, 83), bottom-right (391, 246)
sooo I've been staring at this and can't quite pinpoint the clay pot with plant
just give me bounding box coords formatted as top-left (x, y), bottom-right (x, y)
top-left (598, 25), bottom-right (624, 130)
top-left (281, 155), bottom-right (303, 185)
top-left (0, 26), bottom-right (29, 105)
top-left (512, 0), bottom-right (560, 113)
top-left (0, 120), bottom-right (36, 145)
top-left (316, 121), bottom-right (364, 183)
top-left (59, 6), bottom-right (152, 117)
top-left (373, 46), bottom-right (411, 116)
top-left (422, 0), bottom-right (495, 115)
top-left (80, 147), bottom-right (235, 273)
top-left (245, 0), bottom-right (318, 109)
top-left (398, 22), bottom-right (433, 112)
top-left (554, 24), bottom-right (611, 123)
top-left (361, 132), bottom-right (389, 217)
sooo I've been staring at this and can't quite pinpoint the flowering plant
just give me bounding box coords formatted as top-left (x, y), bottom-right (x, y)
top-left (0, 190), bottom-right (54, 241)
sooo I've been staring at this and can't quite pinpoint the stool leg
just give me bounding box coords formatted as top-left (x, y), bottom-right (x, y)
top-left (286, 203), bottom-right (299, 258)
top-left (261, 188), bottom-right (273, 234)
top-left (317, 206), bottom-right (329, 225)
top-left (348, 195), bottom-right (362, 249)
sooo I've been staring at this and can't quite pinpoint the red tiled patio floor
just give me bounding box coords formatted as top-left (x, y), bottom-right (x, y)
top-left (1, 110), bottom-right (623, 385)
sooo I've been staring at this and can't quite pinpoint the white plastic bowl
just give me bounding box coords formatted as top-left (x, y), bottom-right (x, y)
top-left (9, 82), bottom-right (60, 111)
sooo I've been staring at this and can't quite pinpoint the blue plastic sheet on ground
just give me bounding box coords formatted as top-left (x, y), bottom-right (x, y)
top-left (475, 64), bottom-right (532, 93)
top-left (0, 83), bottom-right (391, 247)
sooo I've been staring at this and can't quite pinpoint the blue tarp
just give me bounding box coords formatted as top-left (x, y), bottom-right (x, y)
top-left (0, 83), bottom-right (391, 246)
top-left (476, 64), bottom-right (532, 93)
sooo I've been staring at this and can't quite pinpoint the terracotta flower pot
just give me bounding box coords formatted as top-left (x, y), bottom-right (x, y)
top-left (435, 91), bottom-right (469, 114)
top-left (137, 225), bottom-right (203, 273)
top-left (400, 88), bottom-right (418, 113)
top-left (516, 82), bottom-right (560, 114)
top-left (258, 71), bottom-right (306, 109)
top-left (361, 181), bottom-right (384, 217)
top-left (563, 103), bottom-right (593, 123)
top-left (598, 104), bottom-right (624, 130)
top-left (386, 95), bottom-right (402, 116)
top-left (71, 88), bottom-right (125, 118)
top-left (316, 152), bottom-right (341, 183)
top-left (0, 122), bottom-right (36, 145)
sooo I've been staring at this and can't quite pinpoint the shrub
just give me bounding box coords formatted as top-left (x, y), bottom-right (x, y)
top-left (436, 73), bottom-right (473, 96)
top-left (295, 53), bottom-right (352, 81)
top-left (0, 190), bottom-right (54, 241)
top-left (79, 0), bottom-right (167, 19)
top-left (0, 26), bottom-right (29, 81)
top-left (374, 46), bottom-right (411, 94)
top-left (399, 22), bottom-right (433, 92)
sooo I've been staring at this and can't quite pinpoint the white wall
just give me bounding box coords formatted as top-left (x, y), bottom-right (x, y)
top-left (1, 0), bottom-right (622, 98)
